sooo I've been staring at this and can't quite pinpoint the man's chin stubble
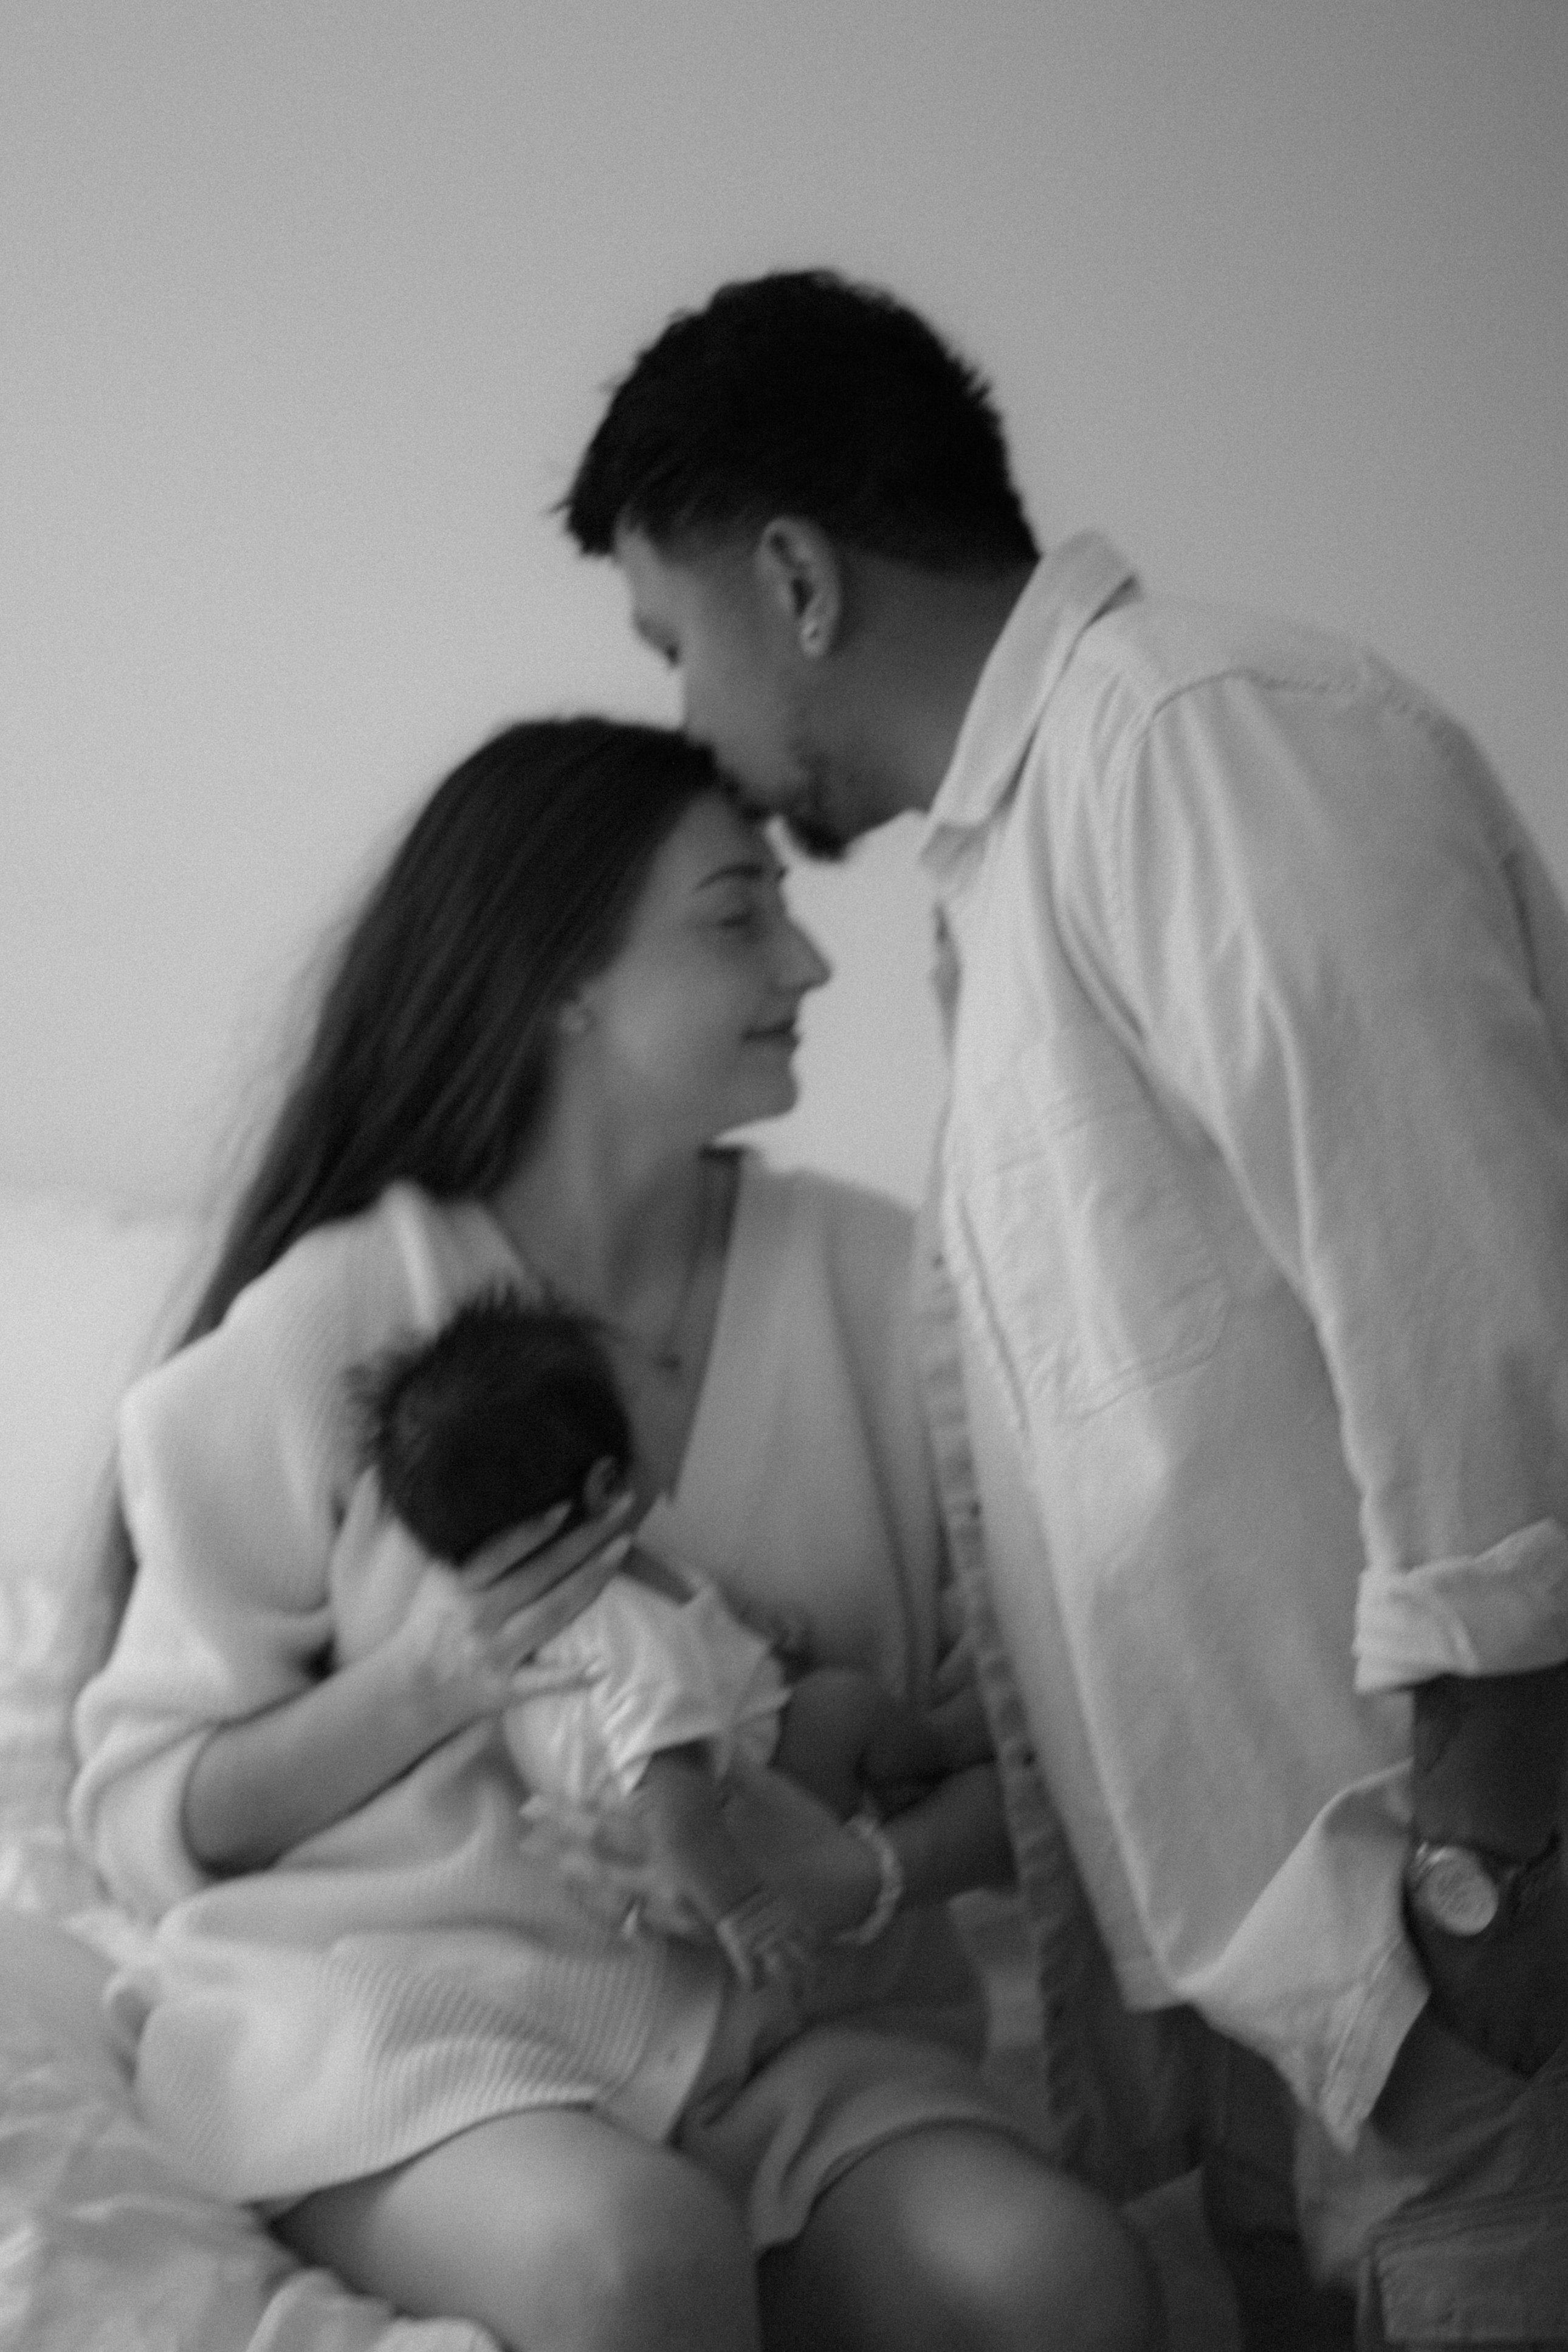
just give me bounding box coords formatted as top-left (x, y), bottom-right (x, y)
top-left (783, 806), bottom-right (850, 864)
top-left (779, 755), bottom-right (854, 864)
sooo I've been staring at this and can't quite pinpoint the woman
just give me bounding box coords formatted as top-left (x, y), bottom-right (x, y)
top-left (72, 718), bottom-right (1157, 2352)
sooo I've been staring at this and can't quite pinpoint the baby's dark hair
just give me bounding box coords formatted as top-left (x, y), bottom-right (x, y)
top-left (352, 1293), bottom-right (631, 1563)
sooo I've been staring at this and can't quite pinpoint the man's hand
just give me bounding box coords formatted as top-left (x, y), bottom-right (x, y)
top-left (1409, 1662), bottom-right (1568, 2076)
top-left (1408, 1859), bottom-right (1568, 2077)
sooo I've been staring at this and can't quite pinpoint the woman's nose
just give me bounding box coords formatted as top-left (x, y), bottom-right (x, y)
top-left (781, 918), bottom-right (832, 994)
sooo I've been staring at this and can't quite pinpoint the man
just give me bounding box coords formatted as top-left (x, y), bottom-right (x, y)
top-left (564, 270), bottom-right (1568, 2346)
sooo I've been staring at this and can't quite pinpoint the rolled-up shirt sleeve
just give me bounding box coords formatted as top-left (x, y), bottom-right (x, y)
top-left (1085, 664), bottom-right (1568, 1693)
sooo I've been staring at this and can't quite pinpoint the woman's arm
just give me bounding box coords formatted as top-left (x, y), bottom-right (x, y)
top-left (184, 1501), bottom-right (633, 1875)
top-left (184, 1628), bottom-right (467, 1874)
top-left (519, 1753), bottom-right (1015, 1945)
top-left (752, 1759), bottom-right (1013, 1941)
top-left (882, 1759), bottom-right (1014, 1905)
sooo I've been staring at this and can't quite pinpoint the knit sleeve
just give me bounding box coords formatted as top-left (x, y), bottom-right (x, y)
top-left (70, 1211), bottom-right (401, 1917)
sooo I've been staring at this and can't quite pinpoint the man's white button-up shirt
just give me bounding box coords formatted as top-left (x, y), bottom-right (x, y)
top-left (919, 533), bottom-right (1568, 2145)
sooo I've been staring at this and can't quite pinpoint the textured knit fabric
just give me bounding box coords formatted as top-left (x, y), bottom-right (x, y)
top-left (919, 534), bottom-right (1568, 2151)
top-left (69, 1160), bottom-right (962, 2204)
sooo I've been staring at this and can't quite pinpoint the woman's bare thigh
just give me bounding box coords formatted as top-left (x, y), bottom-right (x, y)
top-left (277, 2106), bottom-right (760, 2352)
top-left (756, 2123), bottom-right (1161, 2352)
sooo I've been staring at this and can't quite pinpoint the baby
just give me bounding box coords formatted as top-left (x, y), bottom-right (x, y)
top-left (352, 1293), bottom-right (954, 1990)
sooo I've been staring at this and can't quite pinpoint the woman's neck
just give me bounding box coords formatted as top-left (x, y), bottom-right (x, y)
top-left (489, 1112), bottom-right (741, 1501)
top-left (487, 1113), bottom-right (720, 1326)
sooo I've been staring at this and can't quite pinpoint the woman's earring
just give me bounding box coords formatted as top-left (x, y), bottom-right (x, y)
top-left (800, 617), bottom-right (827, 658)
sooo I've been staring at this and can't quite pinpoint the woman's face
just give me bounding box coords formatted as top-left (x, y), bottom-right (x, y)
top-left (566, 793), bottom-right (831, 1147)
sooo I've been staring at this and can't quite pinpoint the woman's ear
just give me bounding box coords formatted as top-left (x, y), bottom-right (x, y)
top-left (754, 518), bottom-right (842, 661)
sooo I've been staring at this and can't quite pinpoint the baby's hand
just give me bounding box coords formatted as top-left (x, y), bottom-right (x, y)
top-left (714, 1886), bottom-right (817, 1996)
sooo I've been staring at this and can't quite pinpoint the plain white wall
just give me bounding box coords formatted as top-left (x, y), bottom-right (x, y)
top-left (4, 0), bottom-right (1566, 1212)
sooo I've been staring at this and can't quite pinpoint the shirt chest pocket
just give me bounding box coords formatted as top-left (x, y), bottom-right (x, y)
top-left (965, 1023), bottom-right (1228, 1420)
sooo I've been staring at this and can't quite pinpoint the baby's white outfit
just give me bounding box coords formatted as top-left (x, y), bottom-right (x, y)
top-left (499, 1510), bottom-right (788, 1807)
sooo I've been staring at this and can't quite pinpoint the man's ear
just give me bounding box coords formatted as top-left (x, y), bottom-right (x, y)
top-left (754, 518), bottom-right (842, 661)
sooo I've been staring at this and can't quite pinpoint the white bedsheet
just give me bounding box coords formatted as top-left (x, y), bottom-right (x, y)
top-left (0, 1909), bottom-right (497, 2352)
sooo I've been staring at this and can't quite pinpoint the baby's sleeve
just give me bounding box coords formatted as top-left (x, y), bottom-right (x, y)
top-left (504, 1579), bottom-right (787, 1808)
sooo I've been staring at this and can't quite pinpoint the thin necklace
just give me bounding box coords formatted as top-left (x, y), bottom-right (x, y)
top-left (505, 1155), bottom-right (715, 1381)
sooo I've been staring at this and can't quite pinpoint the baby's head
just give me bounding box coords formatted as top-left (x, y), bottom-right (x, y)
top-left (352, 1293), bottom-right (631, 1563)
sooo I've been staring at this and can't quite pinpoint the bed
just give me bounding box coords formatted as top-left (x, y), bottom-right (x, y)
top-left (0, 1179), bottom-right (1237, 2350)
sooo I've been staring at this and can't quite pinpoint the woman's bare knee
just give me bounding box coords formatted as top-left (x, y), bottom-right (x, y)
top-left (278, 2111), bottom-right (760, 2352)
top-left (576, 2154), bottom-right (759, 2352)
top-left (762, 2127), bottom-right (1161, 2352)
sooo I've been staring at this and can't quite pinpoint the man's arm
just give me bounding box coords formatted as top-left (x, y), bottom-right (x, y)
top-left (1414, 1665), bottom-right (1568, 1861)
top-left (1090, 673), bottom-right (1568, 2073)
top-left (1407, 1665), bottom-right (1568, 2074)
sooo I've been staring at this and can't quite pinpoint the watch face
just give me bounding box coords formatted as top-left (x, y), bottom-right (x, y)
top-left (1414, 1846), bottom-right (1501, 1936)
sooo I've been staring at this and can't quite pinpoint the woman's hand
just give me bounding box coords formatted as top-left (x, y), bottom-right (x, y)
top-left (926, 1602), bottom-right (996, 1772)
top-left (184, 1496), bottom-right (634, 1877)
top-left (521, 1762), bottom-right (875, 1947)
top-left (718, 1761), bottom-right (883, 1941)
top-left (518, 1791), bottom-right (715, 1941)
top-left (522, 1752), bottom-right (1016, 1953)
top-left (390, 1494), bottom-right (636, 1744)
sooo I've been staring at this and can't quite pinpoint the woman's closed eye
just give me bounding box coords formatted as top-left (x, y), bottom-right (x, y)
top-left (706, 871), bottom-right (788, 936)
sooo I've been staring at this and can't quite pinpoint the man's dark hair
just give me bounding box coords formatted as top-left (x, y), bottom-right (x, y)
top-left (564, 270), bottom-right (1037, 575)
top-left (353, 1294), bottom-right (631, 1563)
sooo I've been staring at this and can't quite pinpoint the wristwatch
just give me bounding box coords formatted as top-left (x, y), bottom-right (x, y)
top-left (1405, 1830), bottom-right (1562, 1938)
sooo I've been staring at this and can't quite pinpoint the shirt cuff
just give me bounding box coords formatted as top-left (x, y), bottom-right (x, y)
top-left (1354, 1519), bottom-right (1568, 1693)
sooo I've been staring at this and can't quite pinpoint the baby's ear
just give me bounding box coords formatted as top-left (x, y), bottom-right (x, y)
top-left (581, 1455), bottom-right (626, 1515)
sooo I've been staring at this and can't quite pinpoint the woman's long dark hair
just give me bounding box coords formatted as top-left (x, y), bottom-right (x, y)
top-left (90, 718), bottom-right (715, 1612)
top-left (181, 715), bottom-right (720, 1350)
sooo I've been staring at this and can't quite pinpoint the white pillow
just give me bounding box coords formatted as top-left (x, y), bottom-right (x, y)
top-left (0, 1187), bottom-right (207, 1913)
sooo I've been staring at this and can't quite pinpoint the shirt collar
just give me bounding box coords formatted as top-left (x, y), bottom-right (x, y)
top-left (919, 532), bottom-right (1138, 857)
